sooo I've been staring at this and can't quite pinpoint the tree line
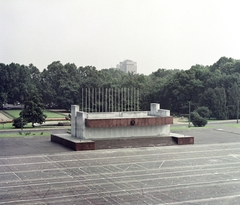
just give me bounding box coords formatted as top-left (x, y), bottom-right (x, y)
top-left (1, 56), bottom-right (240, 120)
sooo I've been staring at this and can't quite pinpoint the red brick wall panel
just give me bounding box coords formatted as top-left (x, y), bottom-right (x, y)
top-left (85, 116), bottom-right (173, 128)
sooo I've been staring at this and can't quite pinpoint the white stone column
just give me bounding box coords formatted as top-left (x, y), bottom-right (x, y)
top-left (71, 105), bottom-right (79, 138)
top-left (76, 111), bottom-right (86, 139)
top-left (148, 103), bottom-right (160, 116)
top-left (157, 109), bottom-right (170, 117)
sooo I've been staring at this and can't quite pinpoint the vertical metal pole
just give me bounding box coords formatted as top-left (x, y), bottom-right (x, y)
top-left (94, 88), bottom-right (96, 112)
top-left (98, 88), bottom-right (100, 112)
top-left (87, 88), bottom-right (90, 112)
top-left (188, 101), bottom-right (191, 128)
top-left (109, 88), bottom-right (110, 112)
top-left (105, 88), bottom-right (107, 112)
top-left (237, 100), bottom-right (239, 123)
top-left (102, 88), bottom-right (104, 112)
top-left (112, 88), bottom-right (113, 112)
top-left (21, 108), bottom-right (23, 131)
top-left (138, 88), bottom-right (140, 111)
top-left (92, 88), bottom-right (94, 112)
top-left (133, 88), bottom-right (135, 111)
top-left (128, 88), bottom-right (129, 111)
top-left (125, 88), bottom-right (127, 111)
top-left (118, 88), bottom-right (119, 112)
top-left (81, 88), bottom-right (83, 111)
top-left (131, 88), bottom-right (134, 111)
top-left (85, 88), bottom-right (87, 112)
top-left (114, 88), bottom-right (117, 112)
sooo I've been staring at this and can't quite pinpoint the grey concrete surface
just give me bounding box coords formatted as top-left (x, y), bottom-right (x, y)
top-left (1, 122), bottom-right (240, 204)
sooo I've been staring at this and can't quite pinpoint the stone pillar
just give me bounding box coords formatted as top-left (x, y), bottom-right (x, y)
top-left (149, 103), bottom-right (160, 116)
top-left (71, 105), bottom-right (79, 138)
top-left (157, 109), bottom-right (170, 117)
top-left (76, 111), bottom-right (86, 139)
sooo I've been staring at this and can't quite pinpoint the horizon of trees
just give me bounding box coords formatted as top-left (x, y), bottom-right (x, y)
top-left (1, 56), bottom-right (240, 120)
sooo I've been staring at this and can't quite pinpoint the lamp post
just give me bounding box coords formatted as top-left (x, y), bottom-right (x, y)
top-left (188, 101), bottom-right (191, 128)
top-left (21, 103), bottom-right (23, 131)
top-left (237, 100), bottom-right (239, 124)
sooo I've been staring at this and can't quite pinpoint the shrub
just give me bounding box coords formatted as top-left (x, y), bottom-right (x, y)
top-left (13, 117), bottom-right (28, 128)
top-left (190, 111), bottom-right (208, 127)
top-left (195, 106), bottom-right (211, 119)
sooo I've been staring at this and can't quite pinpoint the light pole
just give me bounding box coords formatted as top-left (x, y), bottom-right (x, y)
top-left (188, 101), bottom-right (191, 128)
top-left (237, 100), bottom-right (239, 123)
top-left (21, 104), bottom-right (23, 131)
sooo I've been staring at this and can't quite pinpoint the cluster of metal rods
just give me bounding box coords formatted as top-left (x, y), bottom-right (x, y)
top-left (80, 88), bottom-right (140, 112)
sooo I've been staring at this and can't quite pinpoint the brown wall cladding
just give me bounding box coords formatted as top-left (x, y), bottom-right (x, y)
top-left (85, 116), bottom-right (173, 128)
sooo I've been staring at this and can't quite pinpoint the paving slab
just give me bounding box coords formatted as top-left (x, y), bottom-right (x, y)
top-left (1, 122), bottom-right (240, 204)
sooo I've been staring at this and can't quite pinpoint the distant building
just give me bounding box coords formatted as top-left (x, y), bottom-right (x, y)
top-left (116, 60), bottom-right (137, 73)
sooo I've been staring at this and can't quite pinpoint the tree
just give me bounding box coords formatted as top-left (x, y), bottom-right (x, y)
top-left (21, 94), bottom-right (47, 127)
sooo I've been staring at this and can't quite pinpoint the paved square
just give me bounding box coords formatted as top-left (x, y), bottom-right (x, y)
top-left (1, 141), bottom-right (240, 204)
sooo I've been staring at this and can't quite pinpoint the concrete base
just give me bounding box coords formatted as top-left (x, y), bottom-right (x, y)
top-left (51, 133), bottom-right (194, 151)
top-left (171, 133), bottom-right (194, 145)
top-left (51, 134), bottom-right (95, 151)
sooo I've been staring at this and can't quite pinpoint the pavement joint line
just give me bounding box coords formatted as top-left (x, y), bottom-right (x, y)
top-left (1, 140), bottom-right (240, 160)
top-left (3, 128), bottom-right (240, 204)
top-left (158, 160), bottom-right (165, 169)
top-left (163, 193), bottom-right (240, 205)
top-left (2, 146), bottom-right (240, 165)
top-left (1, 156), bottom-right (240, 178)
top-left (42, 154), bottom-right (74, 179)
top-left (12, 172), bottom-right (22, 181)
top-left (2, 166), bottom-right (240, 190)
top-left (2, 179), bottom-right (240, 205)
top-left (0, 153), bottom-right (237, 170)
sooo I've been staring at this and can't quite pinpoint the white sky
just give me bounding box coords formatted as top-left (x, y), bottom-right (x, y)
top-left (1, 0), bottom-right (240, 75)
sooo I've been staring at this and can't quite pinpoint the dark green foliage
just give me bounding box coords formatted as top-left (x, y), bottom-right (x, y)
top-left (195, 106), bottom-right (210, 119)
top-left (21, 94), bottom-right (47, 127)
top-left (190, 111), bottom-right (208, 127)
top-left (1, 57), bottom-right (240, 120)
top-left (13, 117), bottom-right (28, 128)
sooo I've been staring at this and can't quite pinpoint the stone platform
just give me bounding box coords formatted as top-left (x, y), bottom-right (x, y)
top-left (51, 134), bottom-right (95, 151)
top-left (51, 133), bottom-right (194, 151)
top-left (171, 133), bottom-right (194, 145)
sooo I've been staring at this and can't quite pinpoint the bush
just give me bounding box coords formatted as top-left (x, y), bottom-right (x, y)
top-left (195, 106), bottom-right (211, 119)
top-left (190, 111), bottom-right (208, 127)
top-left (13, 117), bottom-right (28, 128)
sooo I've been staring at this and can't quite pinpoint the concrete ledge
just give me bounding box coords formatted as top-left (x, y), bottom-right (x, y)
top-left (171, 133), bottom-right (194, 145)
top-left (51, 134), bottom-right (95, 151)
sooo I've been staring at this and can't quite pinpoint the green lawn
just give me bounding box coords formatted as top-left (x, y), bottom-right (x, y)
top-left (0, 131), bottom-right (51, 138)
top-left (222, 123), bottom-right (240, 128)
top-left (3, 110), bottom-right (20, 118)
top-left (170, 125), bottom-right (213, 131)
top-left (43, 110), bottom-right (67, 118)
top-left (3, 109), bottom-right (67, 119)
top-left (0, 122), bottom-right (34, 130)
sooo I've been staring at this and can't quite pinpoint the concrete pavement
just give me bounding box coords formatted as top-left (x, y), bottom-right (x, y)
top-left (1, 122), bottom-right (240, 204)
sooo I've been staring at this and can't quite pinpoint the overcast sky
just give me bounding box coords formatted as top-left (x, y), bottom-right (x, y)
top-left (1, 0), bottom-right (240, 75)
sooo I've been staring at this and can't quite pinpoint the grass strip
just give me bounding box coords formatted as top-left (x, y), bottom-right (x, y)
top-left (43, 110), bottom-right (67, 118)
top-left (4, 110), bottom-right (67, 119)
top-left (0, 132), bottom-right (51, 138)
top-left (3, 110), bottom-right (21, 118)
top-left (170, 125), bottom-right (213, 131)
